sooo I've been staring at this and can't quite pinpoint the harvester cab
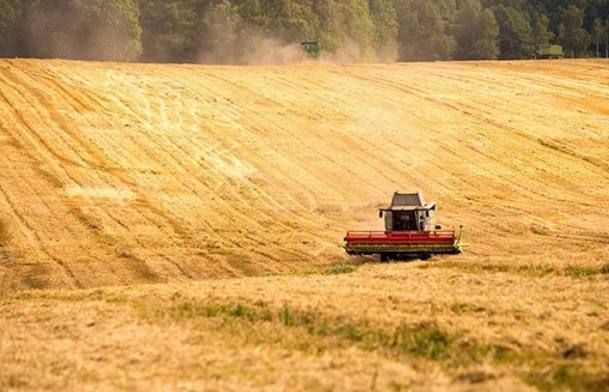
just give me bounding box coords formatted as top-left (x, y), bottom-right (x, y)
top-left (344, 192), bottom-right (462, 262)
top-left (379, 191), bottom-right (437, 232)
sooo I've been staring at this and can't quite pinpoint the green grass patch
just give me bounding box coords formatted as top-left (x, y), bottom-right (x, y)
top-left (159, 301), bottom-right (271, 322)
top-left (462, 342), bottom-right (527, 366)
top-left (564, 266), bottom-right (598, 278)
top-left (144, 297), bottom-right (602, 390)
top-left (323, 265), bottom-right (357, 275)
top-left (302, 263), bottom-right (360, 276)
top-left (279, 304), bottom-right (296, 326)
top-left (418, 260), bottom-right (609, 279)
top-left (148, 298), bottom-right (465, 363)
top-left (450, 302), bottom-right (486, 314)
top-left (393, 322), bottom-right (452, 360)
top-left (564, 264), bottom-right (609, 278)
top-left (525, 364), bottom-right (609, 392)
top-left (417, 261), bottom-right (556, 277)
top-left (0, 219), bottom-right (9, 247)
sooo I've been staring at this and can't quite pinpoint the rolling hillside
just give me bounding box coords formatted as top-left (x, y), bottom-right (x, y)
top-left (1, 59), bottom-right (609, 390)
top-left (1, 59), bottom-right (609, 293)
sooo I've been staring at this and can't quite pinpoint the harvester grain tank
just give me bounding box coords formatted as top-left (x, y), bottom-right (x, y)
top-left (344, 192), bottom-right (463, 262)
top-left (536, 45), bottom-right (564, 59)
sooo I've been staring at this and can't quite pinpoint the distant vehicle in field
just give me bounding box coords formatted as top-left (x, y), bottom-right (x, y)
top-left (536, 45), bottom-right (564, 59)
top-left (301, 41), bottom-right (321, 58)
top-left (344, 192), bottom-right (463, 262)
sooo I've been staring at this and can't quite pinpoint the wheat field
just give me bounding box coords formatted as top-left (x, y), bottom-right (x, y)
top-left (0, 59), bottom-right (608, 390)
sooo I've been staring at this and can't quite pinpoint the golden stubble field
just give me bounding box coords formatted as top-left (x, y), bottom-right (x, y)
top-left (0, 59), bottom-right (608, 390)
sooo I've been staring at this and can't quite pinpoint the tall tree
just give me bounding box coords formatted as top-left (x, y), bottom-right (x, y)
top-left (558, 5), bottom-right (590, 58)
top-left (592, 17), bottom-right (605, 57)
top-left (369, 0), bottom-right (399, 60)
top-left (395, 0), bottom-right (455, 61)
top-left (23, 0), bottom-right (142, 61)
top-left (606, 18), bottom-right (609, 58)
top-left (494, 5), bottom-right (533, 59)
top-left (4, 0), bottom-right (609, 63)
top-left (454, 0), bottom-right (500, 60)
top-left (138, 0), bottom-right (197, 62)
top-left (531, 12), bottom-right (553, 57)
top-left (0, 0), bottom-right (20, 56)
top-left (333, 0), bottom-right (376, 60)
top-left (195, 0), bottom-right (241, 63)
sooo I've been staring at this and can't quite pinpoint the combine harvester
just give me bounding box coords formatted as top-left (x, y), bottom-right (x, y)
top-left (344, 192), bottom-right (463, 262)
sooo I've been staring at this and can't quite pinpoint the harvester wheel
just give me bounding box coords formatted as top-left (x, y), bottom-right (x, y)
top-left (380, 254), bottom-right (390, 263)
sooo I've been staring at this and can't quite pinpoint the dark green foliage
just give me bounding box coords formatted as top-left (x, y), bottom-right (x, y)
top-left (454, 0), bottom-right (500, 60)
top-left (138, 0), bottom-right (198, 62)
top-left (494, 5), bottom-right (533, 59)
top-left (0, 0), bottom-right (21, 56)
top-left (395, 0), bottom-right (456, 61)
top-left (194, 0), bottom-right (243, 63)
top-left (369, 0), bottom-right (399, 59)
top-left (531, 12), bottom-right (554, 56)
top-left (559, 5), bottom-right (590, 57)
top-left (19, 0), bottom-right (142, 61)
top-left (3, 0), bottom-right (609, 62)
top-left (591, 17), bottom-right (606, 57)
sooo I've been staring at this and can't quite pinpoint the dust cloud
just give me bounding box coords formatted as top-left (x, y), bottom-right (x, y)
top-left (197, 36), bottom-right (306, 65)
top-left (21, 4), bottom-right (141, 62)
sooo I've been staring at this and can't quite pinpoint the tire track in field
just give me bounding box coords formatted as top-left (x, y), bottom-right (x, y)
top-left (390, 71), bottom-right (607, 205)
top-left (325, 68), bottom-right (519, 196)
top-left (178, 70), bottom-right (351, 201)
top-left (370, 69), bottom-right (609, 179)
top-left (272, 70), bottom-right (452, 188)
top-left (165, 70), bottom-right (348, 265)
top-left (0, 70), bottom-right (92, 172)
top-left (51, 72), bottom-right (242, 276)
top-left (0, 179), bottom-right (81, 288)
top-left (157, 71), bottom-right (332, 228)
top-left (330, 68), bottom-right (604, 224)
top-left (1, 59), bottom-right (608, 290)
top-left (27, 63), bottom-right (234, 278)
top-left (163, 70), bottom-right (329, 210)
top-left (341, 68), bottom-right (609, 193)
top-left (96, 68), bottom-right (314, 273)
top-left (204, 71), bottom-right (403, 193)
top-left (0, 77), bottom-right (95, 287)
top-left (2, 63), bottom-right (195, 281)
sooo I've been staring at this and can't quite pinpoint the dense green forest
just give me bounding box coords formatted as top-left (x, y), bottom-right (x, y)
top-left (0, 0), bottom-right (608, 63)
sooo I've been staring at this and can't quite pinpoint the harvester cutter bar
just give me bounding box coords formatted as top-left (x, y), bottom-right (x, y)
top-left (344, 230), bottom-right (462, 255)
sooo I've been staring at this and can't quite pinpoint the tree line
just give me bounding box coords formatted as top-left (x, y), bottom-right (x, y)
top-left (0, 0), bottom-right (608, 63)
